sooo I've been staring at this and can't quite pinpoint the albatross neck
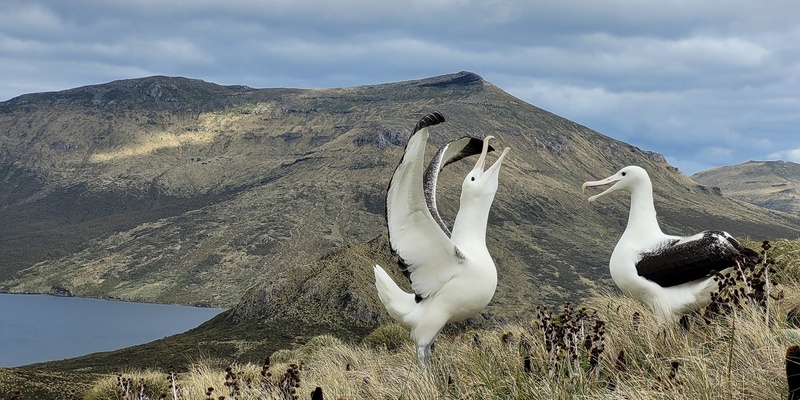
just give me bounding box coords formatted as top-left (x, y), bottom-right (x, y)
top-left (622, 180), bottom-right (664, 241)
top-left (450, 197), bottom-right (492, 250)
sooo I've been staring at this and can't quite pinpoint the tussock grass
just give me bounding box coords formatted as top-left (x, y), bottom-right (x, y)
top-left (83, 369), bottom-right (173, 400)
top-left (83, 239), bottom-right (799, 399)
top-left (89, 299), bottom-right (798, 399)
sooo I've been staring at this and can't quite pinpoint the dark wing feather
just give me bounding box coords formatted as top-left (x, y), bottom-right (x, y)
top-left (412, 111), bottom-right (445, 134)
top-left (636, 230), bottom-right (757, 287)
top-left (423, 136), bottom-right (494, 236)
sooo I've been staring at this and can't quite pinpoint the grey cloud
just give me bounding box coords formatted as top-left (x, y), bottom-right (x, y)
top-left (1, 0), bottom-right (799, 174)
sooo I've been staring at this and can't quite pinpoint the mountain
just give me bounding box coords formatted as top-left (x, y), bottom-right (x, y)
top-left (691, 161), bottom-right (800, 214)
top-left (3, 73), bottom-right (800, 372)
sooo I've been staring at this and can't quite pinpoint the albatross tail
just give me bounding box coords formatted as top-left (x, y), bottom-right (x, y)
top-left (373, 264), bottom-right (416, 323)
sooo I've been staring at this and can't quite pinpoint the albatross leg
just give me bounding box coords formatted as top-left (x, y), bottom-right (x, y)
top-left (417, 344), bottom-right (433, 365)
top-left (413, 320), bottom-right (443, 366)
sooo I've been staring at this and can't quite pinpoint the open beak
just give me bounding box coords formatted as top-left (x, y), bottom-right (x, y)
top-left (472, 136), bottom-right (510, 178)
top-left (471, 135), bottom-right (494, 176)
top-left (582, 175), bottom-right (621, 203)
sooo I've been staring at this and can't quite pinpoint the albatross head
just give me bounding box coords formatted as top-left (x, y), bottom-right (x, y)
top-left (582, 165), bottom-right (650, 202)
top-left (461, 136), bottom-right (510, 200)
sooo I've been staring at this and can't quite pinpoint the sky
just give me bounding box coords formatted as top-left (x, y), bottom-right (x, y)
top-left (2, 1), bottom-right (799, 175)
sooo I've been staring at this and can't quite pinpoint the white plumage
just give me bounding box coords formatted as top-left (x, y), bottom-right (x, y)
top-left (582, 165), bottom-right (757, 321)
top-left (373, 112), bottom-right (509, 363)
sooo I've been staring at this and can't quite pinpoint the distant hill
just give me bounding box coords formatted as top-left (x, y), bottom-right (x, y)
top-left (692, 161), bottom-right (800, 214)
top-left (3, 72), bottom-right (800, 373)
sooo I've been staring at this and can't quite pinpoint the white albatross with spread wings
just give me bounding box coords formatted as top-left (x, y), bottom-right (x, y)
top-left (373, 112), bottom-right (510, 363)
top-left (582, 165), bottom-right (757, 321)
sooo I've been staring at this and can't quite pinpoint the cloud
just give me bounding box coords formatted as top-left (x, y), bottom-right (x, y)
top-left (0, 34), bottom-right (52, 55)
top-left (1, 0), bottom-right (800, 176)
top-left (0, 3), bottom-right (65, 35)
top-left (769, 149), bottom-right (800, 163)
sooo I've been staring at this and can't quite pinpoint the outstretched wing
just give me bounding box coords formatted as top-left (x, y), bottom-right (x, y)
top-left (423, 136), bottom-right (494, 236)
top-left (636, 230), bottom-right (758, 287)
top-left (386, 112), bottom-right (465, 301)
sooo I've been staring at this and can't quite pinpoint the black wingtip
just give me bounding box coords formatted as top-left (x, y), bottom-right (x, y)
top-left (412, 112), bottom-right (446, 134)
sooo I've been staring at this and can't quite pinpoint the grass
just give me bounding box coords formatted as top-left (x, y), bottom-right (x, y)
top-left (65, 239), bottom-right (800, 399)
top-left (78, 302), bottom-right (796, 399)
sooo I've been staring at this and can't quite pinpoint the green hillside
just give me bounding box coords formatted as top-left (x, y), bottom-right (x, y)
top-left (692, 160), bottom-right (800, 214)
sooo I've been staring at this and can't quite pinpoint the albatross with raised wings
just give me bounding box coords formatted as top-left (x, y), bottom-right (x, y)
top-left (373, 112), bottom-right (510, 363)
top-left (582, 165), bottom-right (757, 321)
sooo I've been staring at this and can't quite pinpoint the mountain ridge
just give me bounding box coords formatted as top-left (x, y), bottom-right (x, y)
top-left (2, 71), bottom-right (799, 313)
top-left (692, 160), bottom-right (800, 214)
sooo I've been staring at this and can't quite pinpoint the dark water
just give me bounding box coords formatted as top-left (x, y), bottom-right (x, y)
top-left (0, 293), bottom-right (224, 367)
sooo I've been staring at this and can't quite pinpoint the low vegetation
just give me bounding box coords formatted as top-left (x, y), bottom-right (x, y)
top-left (14, 239), bottom-right (779, 399)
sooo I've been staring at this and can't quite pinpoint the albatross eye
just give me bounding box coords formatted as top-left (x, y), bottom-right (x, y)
top-left (471, 177), bottom-right (476, 181)
top-left (621, 172), bottom-right (627, 176)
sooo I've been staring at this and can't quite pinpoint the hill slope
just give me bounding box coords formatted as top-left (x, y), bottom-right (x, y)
top-left (691, 160), bottom-right (800, 214)
top-left (2, 71), bottom-right (799, 325)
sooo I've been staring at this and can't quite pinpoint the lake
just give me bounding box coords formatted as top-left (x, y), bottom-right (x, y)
top-left (0, 293), bottom-right (225, 367)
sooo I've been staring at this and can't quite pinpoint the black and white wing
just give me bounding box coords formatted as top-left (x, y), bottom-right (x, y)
top-left (635, 230), bottom-right (758, 287)
top-left (386, 112), bottom-right (465, 301)
top-left (423, 136), bottom-right (493, 236)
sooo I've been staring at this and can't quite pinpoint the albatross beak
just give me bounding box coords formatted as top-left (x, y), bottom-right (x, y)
top-left (582, 175), bottom-right (621, 203)
top-left (473, 136), bottom-right (510, 178)
top-left (471, 135), bottom-right (495, 175)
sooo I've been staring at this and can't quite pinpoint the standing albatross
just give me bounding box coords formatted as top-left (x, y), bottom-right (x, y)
top-left (582, 165), bottom-right (757, 321)
top-left (373, 112), bottom-right (510, 363)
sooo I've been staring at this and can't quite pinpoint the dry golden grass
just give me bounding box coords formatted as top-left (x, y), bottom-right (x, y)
top-left (83, 239), bottom-right (800, 399)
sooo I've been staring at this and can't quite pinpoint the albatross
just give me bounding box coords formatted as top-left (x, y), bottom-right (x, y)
top-left (373, 112), bottom-right (510, 363)
top-left (582, 165), bottom-right (757, 321)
